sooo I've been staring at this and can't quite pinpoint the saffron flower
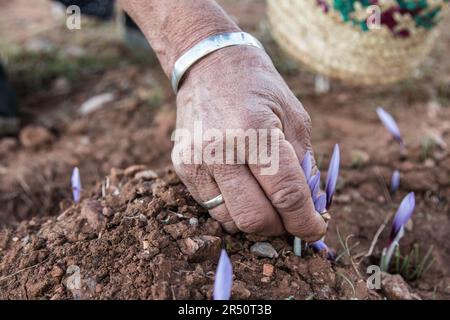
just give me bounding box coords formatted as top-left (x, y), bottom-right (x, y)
top-left (325, 144), bottom-right (340, 209)
top-left (213, 249), bottom-right (233, 300)
top-left (390, 170), bottom-right (400, 194)
top-left (71, 167), bottom-right (82, 204)
top-left (380, 192), bottom-right (416, 271)
top-left (376, 107), bottom-right (404, 147)
top-left (296, 145), bottom-right (340, 260)
top-left (311, 240), bottom-right (335, 260)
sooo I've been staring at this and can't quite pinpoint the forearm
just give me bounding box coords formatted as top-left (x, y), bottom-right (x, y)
top-left (119, 0), bottom-right (240, 77)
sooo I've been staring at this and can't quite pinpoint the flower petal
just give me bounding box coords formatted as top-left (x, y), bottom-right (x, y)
top-left (71, 167), bottom-right (82, 204)
top-left (310, 240), bottom-right (335, 260)
top-left (314, 193), bottom-right (327, 213)
top-left (213, 249), bottom-right (233, 300)
top-left (390, 170), bottom-right (400, 194)
top-left (309, 171), bottom-right (321, 198)
top-left (301, 151), bottom-right (313, 181)
top-left (389, 192), bottom-right (415, 244)
top-left (325, 144), bottom-right (340, 209)
top-left (376, 107), bottom-right (403, 145)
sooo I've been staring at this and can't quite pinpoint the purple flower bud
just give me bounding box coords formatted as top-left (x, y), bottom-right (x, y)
top-left (311, 240), bottom-right (335, 260)
top-left (314, 193), bottom-right (327, 213)
top-left (301, 151), bottom-right (312, 181)
top-left (308, 171), bottom-right (321, 198)
top-left (376, 107), bottom-right (404, 147)
top-left (213, 249), bottom-right (233, 300)
top-left (390, 170), bottom-right (400, 194)
top-left (325, 144), bottom-right (340, 209)
top-left (71, 167), bottom-right (82, 204)
top-left (389, 192), bottom-right (415, 244)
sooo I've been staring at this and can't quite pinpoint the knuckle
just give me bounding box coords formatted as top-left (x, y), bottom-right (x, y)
top-left (234, 213), bottom-right (265, 234)
top-left (270, 183), bottom-right (309, 212)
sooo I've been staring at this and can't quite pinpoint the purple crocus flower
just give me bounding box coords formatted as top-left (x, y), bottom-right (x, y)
top-left (389, 192), bottom-right (415, 245)
top-left (298, 148), bottom-right (340, 260)
top-left (314, 193), bottom-right (327, 214)
top-left (71, 167), bottom-right (82, 204)
top-left (390, 170), bottom-right (400, 194)
top-left (213, 249), bottom-right (233, 300)
top-left (311, 240), bottom-right (335, 260)
top-left (376, 107), bottom-right (404, 147)
top-left (325, 144), bottom-right (340, 209)
top-left (380, 192), bottom-right (416, 271)
top-left (301, 151), bottom-right (312, 181)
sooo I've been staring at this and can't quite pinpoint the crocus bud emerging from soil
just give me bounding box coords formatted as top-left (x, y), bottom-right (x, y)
top-left (71, 167), bottom-right (82, 204)
top-left (311, 240), bottom-right (335, 260)
top-left (325, 144), bottom-right (340, 210)
top-left (380, 192), bottom-right (416, 271)
top-left (376, 107), bottom-right (404, 147)
top-left (389, 192), bottom-right (415, 245)
top-left (213, 249), bottom-right (233, 300)
top-left (390, 170), bottom-right (400, 194)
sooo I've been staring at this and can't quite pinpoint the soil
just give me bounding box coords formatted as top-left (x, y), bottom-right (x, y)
top-left (1, 0), bottom-right (449, 300)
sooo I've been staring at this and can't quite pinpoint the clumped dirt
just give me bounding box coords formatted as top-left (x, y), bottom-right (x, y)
top-left (0, 168), bottom-right (376, 300)
top-left (1, 0), bottom-right (450, 300)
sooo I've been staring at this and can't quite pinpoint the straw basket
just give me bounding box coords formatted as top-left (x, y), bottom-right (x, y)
top-left (267, 0), bottom-right (447, 86)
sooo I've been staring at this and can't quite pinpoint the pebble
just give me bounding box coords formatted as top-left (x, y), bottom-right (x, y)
top-left (261, 277), bottom-right (271, 283)
top-left (134, 170), bottom-right (158, 180)
top-left (381, 272), bottom-right (421, 300)
top-left (19, 126), bottom-right (54, 148)
top-left (189, 217), bottom-right (199, 226)
top-left (65, 265), bottom-right (81, 291)
top-left (262, 264), bottom-right (275, 277)
top-left (250, 242), bottom-right (278, 258)
top-left (177, 236), bottom-right (221, 262)
top-left (81, 200), bottom-right (105, 232)
top-left (50, 265), bottom-right (64, 278)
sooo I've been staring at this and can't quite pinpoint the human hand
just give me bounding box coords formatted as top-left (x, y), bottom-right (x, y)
top-left (172, 46), bottom-right (326, 242)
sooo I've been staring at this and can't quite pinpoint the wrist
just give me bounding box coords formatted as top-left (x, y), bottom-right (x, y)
top-left (167, 24), bottom-right (242, 76)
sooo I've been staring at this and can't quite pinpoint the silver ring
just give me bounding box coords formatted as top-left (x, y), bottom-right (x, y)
top-left (201, 194), bottom-right (225, 210)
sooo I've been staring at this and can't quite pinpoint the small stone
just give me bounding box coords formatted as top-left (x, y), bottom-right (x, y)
top-left (189, 217), bottom-right (199, 226)
top-left (381, 272), bottom-right (421, 300)
top-left (335, 194), bottom-right (351, 203)
top-left (232, 281), bottom-right (251, 299)
top-left (50, 265), bottom-right (64, 278)
top-left (19, 126), bottom-right (54, 148)
top-left (124, 165), bottom-right (148, 177)
top-left (81, 200), bottom-right (105, 232)
top-left (134, 170), bottom-right (158, 180)
top-left (142, 240), bottom-right (150, 250)
top-left (102, 207), bottom-right (113, 217)
top-left (177, 236), bottom-right (221, 262)
top-left (262, 264), bottom-right (274, 277)
top-left (424, 159), bottom-right (435, 168)
top-left (65, 265), bottom-right (81, 291)
top-left (250, 242), bottom-right (278, 258)
top-left (12, 237), bottom-right (19, 242)
top-left (95, 284), bottom-right (103, 293)
top-left (261, 277), bottom-right (271, 283)
top-left (351, 150), bottom-right (370, 166)
top-left (164, 222), bottom-right (189, 239)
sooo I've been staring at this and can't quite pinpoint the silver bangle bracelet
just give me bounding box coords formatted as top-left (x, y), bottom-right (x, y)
top-left (170, 32), bottom-right (265, 93)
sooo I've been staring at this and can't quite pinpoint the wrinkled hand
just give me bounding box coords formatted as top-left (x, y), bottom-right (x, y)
top-left (172, 46), bottom-right (326, 242)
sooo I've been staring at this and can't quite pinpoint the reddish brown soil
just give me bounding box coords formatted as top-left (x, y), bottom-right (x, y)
top-left (1, 0), bottom-right (449, 300)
